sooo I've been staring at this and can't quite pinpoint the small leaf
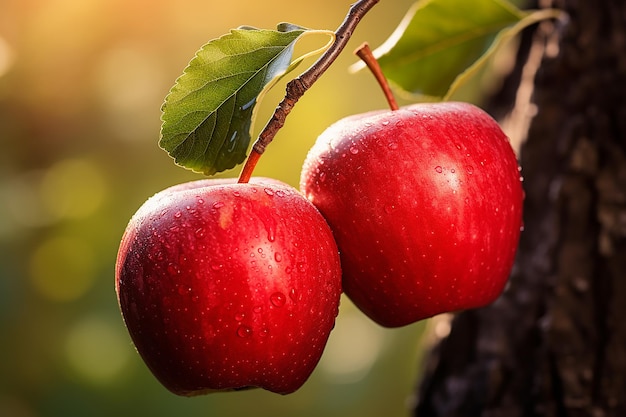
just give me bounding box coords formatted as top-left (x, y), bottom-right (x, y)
top-left (160, 24), bottom-right (308, 175)
top-left (354, 0), bottom-right (561, 100)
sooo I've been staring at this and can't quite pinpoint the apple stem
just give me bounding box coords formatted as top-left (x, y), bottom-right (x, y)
top-left (238, 150), bottom-right (261, 183)
top-left (237, 0), bottom-right (380, 183)
top-left (355, 42), bottom-right (399, 111)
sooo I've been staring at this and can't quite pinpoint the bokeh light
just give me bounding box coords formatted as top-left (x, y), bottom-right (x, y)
top-left (64, 314), bottom-right (132, 384)
top-left (29, 234), bottom-right (96, 302)
top-left (40, 158), bottom-right (108, 220)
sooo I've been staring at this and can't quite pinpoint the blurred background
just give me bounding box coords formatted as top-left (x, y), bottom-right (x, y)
top-left (0, 0), bottom-right (485, 415)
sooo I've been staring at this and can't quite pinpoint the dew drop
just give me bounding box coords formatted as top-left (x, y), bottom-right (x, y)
top-left (270, 292), bottom-right (286, 308)
top-left (289, 288), bottom-right (301, 304)
top-left (382, 120), bottom-right (390, 126)
top-left (455, 143), bottom-right (462, 150)
top-left (213, 201), bottom-right (225, 209)
top-left (174, 211), bottom-right (182, 218)
top-left (274, 252), bottom-right (282, 262)
top-left (266, 225), bottom-right (276, 242)
top-left (253, 305), bottom-right (263, 313)
top-left (210, 261), bottom-right (223, 271)
top-left (349, 146), bottom-right (359, 155)
top-left (318, 171), bottom-right (327, 183)
top-left (450, 168), bottom-right (456, 173)
top-left (235, 312), bottom-right (245, 322)
top-left (177, 285), bottom-right (191, 295)
top-left (264, 188), bottom-right (274, 196)
top-left (197, 197), bottom-right (205, 205)
top-left (388, 142), bottom-right (398, 150)
top-left (167, 263), bottom-right (180, 275)
top-left (297, 262), bottom-right (306, 273)
top-left (259, 328), bottom-right (269, 337)
top-left (384, 205), bottom-right (394, 214)
top-left (435, 166), bottom-right (443, 173)
top-left (466, 166), bottom-right (474, 175)
top-left (194, 227), bottom-right (206, 239)
top-left (236, 325), bottom-right (252, 338)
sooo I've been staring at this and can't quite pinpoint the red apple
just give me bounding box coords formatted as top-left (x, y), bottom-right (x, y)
top-left (300, 102), bottom-right (523, 328)
top-left (115, 178), bottom-right (342, 395)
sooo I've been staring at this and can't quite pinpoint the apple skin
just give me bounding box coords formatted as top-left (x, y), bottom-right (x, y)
top-left (115, 178), bottom-right (342, 395)
top-left (300, 102), bottom-right (523, 328)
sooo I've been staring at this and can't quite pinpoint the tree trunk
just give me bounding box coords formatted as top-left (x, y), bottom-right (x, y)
top-left (412, 0), bottom-right (626, 416)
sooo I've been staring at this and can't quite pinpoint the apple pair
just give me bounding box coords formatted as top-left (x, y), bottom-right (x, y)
top-left (115, 101), bottom-right (523, 395)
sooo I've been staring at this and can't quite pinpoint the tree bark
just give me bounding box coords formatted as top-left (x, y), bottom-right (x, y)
top-left (412, 0), bottom-right (626, 416)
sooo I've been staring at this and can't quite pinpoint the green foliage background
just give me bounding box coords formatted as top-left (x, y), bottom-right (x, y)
top-left (0, 0), bottom-right (505, 415)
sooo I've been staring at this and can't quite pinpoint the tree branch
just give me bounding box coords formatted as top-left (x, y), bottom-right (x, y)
top-left (238, 0), bottom-right (380, 183)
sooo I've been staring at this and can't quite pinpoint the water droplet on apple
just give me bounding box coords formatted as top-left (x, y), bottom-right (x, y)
top-left (264, 188), bottom-right (274, 196)
top-left (253, 305), bottom-right (262, 313)
top-left (289, 288), bottom-right (301, 303)
top-left (210, 261), bottom-right (223, 271)
top-left (235, 312), bottom-right (245, 321)
top-left (213, 201), bottom-right (224, 209)
top-left (174, 211), bottom-right (182, 218)
top-left (382, 120), bottom-right (390, 126)
top-left (349, 146), bottom-right (359, 155)
top-left (297, 262), bottom-right (306, 273)
top-left (194, 227), bottom-right (205, 239)
top-left (259, 328), bottom-right (269, 337)
top-left (196, 197), bottom-right (205, 204)
top-left (388, 142), bottom-right (398, 150)
top-left (237, 325), bottom-right (252, 338)
top-left (384, 205), bottom-right (394, 214)
top-left (450, 168), bottom-right (456, 173)
top-left (274, 252), bottom-right (282, 262)
top-left (435, 166), bottom-right (443, 173)
top-left (395, 120), bottom-right (405, 127)
top-left (266, 224), bottom-right (276, 242)
top-left (318, 171), bottom-right (327, 183)
top-left (167, 263), bottom-right (180, 275)
top-left (177, 285), bottom-right (191, 295)
top-left (466, 165), bottom-right (474, 174)
top-left (233, 190), bottom-right (241, 197)
top-left (270, 292), bottom-right (286, 308)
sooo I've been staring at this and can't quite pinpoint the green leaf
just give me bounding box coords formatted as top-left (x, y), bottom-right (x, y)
top-left (160, 23), bottom-right (309, 176)
top-left (355, 0), bottom-right (561, 100)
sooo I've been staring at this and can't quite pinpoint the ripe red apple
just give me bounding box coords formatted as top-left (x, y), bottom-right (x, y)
top-left (300, 102), bottom-right (523, 328)
top-left (115, 178), bottom-right (342, 395)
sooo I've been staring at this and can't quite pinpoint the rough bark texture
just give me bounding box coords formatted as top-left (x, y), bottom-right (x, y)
top-left (412, 0), bottom-right (626, 416)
